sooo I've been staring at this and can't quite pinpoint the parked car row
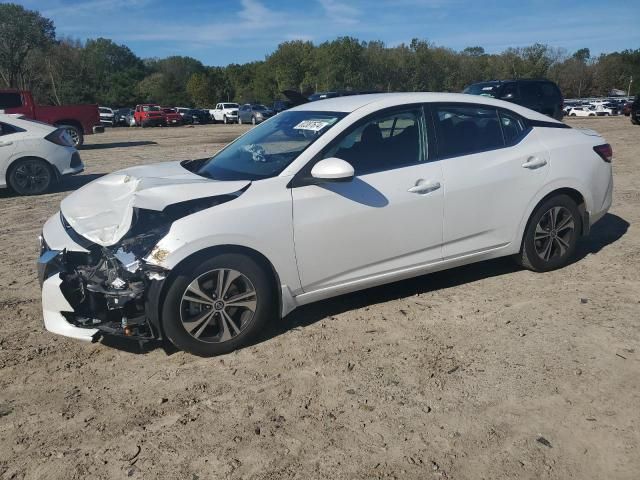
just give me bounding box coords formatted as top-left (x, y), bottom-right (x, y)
top-left (99, 104), bottom-right (237, 128)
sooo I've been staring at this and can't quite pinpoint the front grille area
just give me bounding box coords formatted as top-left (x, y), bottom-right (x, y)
top-left (70, 152), bottom-right (82, 168)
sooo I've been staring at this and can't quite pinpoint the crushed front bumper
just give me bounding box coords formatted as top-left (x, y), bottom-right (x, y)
top-left (38, 214), bottom-right (167, 342)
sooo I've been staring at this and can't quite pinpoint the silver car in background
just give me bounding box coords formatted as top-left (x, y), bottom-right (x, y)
top-left (237, 104), bottom-right (274, 125)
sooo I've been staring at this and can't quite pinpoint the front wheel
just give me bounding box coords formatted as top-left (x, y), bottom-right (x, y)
top-left (8, 157), bottom-right (54, 195)
top-left (223, 115), bottom-right (228, 124)
top-left (517, 195), bottom-right (581, 272)
top-left (251, 116), bottom-right (256, 125)
top-left (631, 116), bottom-right (639, 125)
top-left (161, 253), bottom-right (275, 356)
top-left (238, 116), bottom-right (242, 125)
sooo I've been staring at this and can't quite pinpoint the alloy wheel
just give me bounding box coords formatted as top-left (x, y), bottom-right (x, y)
top-left (179, 268), bottom-right (257, 343)
top-left (533, 206), bottom-right (575, 262)
top-left (65, 127), bottom-right (80, 146)
top-left (12, 159), bottom-right (51, 194)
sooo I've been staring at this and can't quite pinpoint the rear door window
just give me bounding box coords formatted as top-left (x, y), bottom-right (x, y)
top-left (433, 105), bottom-right (503, 158)
top-left (540, 83), bottom-right (560, 100)
top-left (520, 82), bottom-right (543, 102)
top-left (0, 92), bottom-right (23, 109)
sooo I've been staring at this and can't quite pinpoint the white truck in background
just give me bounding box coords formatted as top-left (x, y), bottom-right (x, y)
top-left (209, 103), bottom-right (239, 124)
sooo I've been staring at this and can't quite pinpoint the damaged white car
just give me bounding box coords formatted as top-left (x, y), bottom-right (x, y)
top-left (38, 93), bottom-right (613, 356)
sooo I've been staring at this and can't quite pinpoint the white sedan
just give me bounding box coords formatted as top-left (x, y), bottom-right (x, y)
top-left (38, 93), bottom-right (613, 356)
top-left (567, 106), bottom-right (597, 117)
top-left (1, 114), bottom-right (83, 195)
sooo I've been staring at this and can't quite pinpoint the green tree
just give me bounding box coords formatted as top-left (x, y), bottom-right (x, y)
top-left (0, 3), bottom-right (55, 88)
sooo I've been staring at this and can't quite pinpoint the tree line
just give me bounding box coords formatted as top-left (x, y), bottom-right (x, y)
top-left (1, 3), bottom-right (638, 108)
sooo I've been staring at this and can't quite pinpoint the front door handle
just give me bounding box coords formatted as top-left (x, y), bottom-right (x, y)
top-left (522, 157), bottom-right (547, 169)
top-left (408, 180), bottom-right (441, 194)
top-left (0, 141), bottom-right (13, 147)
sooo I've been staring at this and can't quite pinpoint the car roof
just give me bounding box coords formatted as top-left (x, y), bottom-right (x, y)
top-left (288, 92), bottom-right (560, 122)
top-left (0, 113), bottom-right (56, 132)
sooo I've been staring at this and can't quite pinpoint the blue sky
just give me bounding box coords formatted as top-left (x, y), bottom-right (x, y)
top-left (17, 0), bottom-right (640, 66)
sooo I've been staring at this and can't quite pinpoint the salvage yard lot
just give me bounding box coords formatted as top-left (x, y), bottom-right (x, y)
top-left (0, 117), bottom-right (638, 479)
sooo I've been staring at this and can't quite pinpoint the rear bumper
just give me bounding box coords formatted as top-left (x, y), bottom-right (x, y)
top-left (590, 172), bottom-right (613, 225)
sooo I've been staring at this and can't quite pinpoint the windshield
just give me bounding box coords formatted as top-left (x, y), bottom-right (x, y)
top-left (162, 108), bottom-right (176, 113)
top-left (463, 83), bottom-right (499, 97)
top-left (223, 103), bottom-right (238, 109)
top-left (142, 105), bottom-right (160, 112)
top-left (253, 105), bottom-right (268, 111)
top-left (191, 110), bottom-right (346, 181)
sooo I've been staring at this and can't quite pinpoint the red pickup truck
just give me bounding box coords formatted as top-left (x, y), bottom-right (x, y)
top-left (0, 89), bottom-right (103, 146)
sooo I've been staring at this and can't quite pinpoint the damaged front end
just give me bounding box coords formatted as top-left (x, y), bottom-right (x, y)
top-left (39, 161), bottom-right (251, 342)
top-left (39, 211), bottom-right (171, 341)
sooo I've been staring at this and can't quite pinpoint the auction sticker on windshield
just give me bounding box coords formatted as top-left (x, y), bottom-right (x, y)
top-left (293, 119), bottom-right (333, 132)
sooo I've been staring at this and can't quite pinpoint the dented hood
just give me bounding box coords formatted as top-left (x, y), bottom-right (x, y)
top-left (60, 161), bottom-right (250, 246)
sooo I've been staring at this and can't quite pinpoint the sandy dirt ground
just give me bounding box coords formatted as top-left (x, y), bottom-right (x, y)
top-left (0, 117), bottom-right (638, 480)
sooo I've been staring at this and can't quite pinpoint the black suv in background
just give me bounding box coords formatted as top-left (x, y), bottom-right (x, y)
top-left (630, 97), bottom-right (640, 125)
top-left (463, 79), bottom-right (564, 121)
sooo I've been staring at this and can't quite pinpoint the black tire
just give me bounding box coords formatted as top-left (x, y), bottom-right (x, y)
top-left (161, 252), bottom-right (276, 357)
top-left (7, 157), bottom-right (54, 195)
top-left (223, 115), bottom-right (228, 124)
top-left (570, 113), bottom-right (576, 117)
top-left (251, 116), bottom-right (257, 125)
top-left (238, 116), bottom-right (242, 125)
top-left (517, 194), bottom-right (581, 272)
top-left (631, 116), bottom-right (639, 125)
top-left (58, 124), bottom-right (83, 147)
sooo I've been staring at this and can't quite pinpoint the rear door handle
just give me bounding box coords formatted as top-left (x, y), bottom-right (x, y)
top-left (408, 180), bottom-right (441, 194)
top-left (522, 157), bottom-right (547, 169)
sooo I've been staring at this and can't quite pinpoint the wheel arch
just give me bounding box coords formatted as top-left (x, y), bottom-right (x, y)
top-left (518, 186), bottom-right (589, 254)
top-left (148, 244), bottom-right (287, 340)
top-left (53, 119), bottom-right (84, 133)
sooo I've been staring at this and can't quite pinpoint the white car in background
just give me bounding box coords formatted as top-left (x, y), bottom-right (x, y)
top-left (593, 103), bottom-right (617, 116)
top-left (1, 114), bottom-right (83, 195)
top-left (567, 106), bottom-right (596, 117)
top-left (210, 103), bottom-right (239, 124)
top-left (38, 93), bottom-right (613, 356)
top-left (99, 107), bottom-right (115, 127)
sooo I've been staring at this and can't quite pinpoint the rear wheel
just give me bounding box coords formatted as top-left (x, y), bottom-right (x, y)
top-left (238, 116), bottom-right (242, 125)
top-left (58, 124), bottom-right (83, 147)
top-left (251, 116), bottom-right (256, 125)
top-left (8, 157), bottom-right (54, 195)
top-left (162, 253), bottom-right (275, 356)
top-left (517, 194), bottom-right (581, 272)
top-left (631, 116), bottom-right (639, 125)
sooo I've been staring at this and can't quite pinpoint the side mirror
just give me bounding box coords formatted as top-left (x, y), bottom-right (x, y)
top-left (310, 157), bottom-right (355, 182)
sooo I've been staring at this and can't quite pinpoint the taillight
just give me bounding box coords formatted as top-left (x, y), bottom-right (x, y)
top-left (593, 143), bottom-right (612, 163)
top-left (45, 128), bottom-right (73, 147)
